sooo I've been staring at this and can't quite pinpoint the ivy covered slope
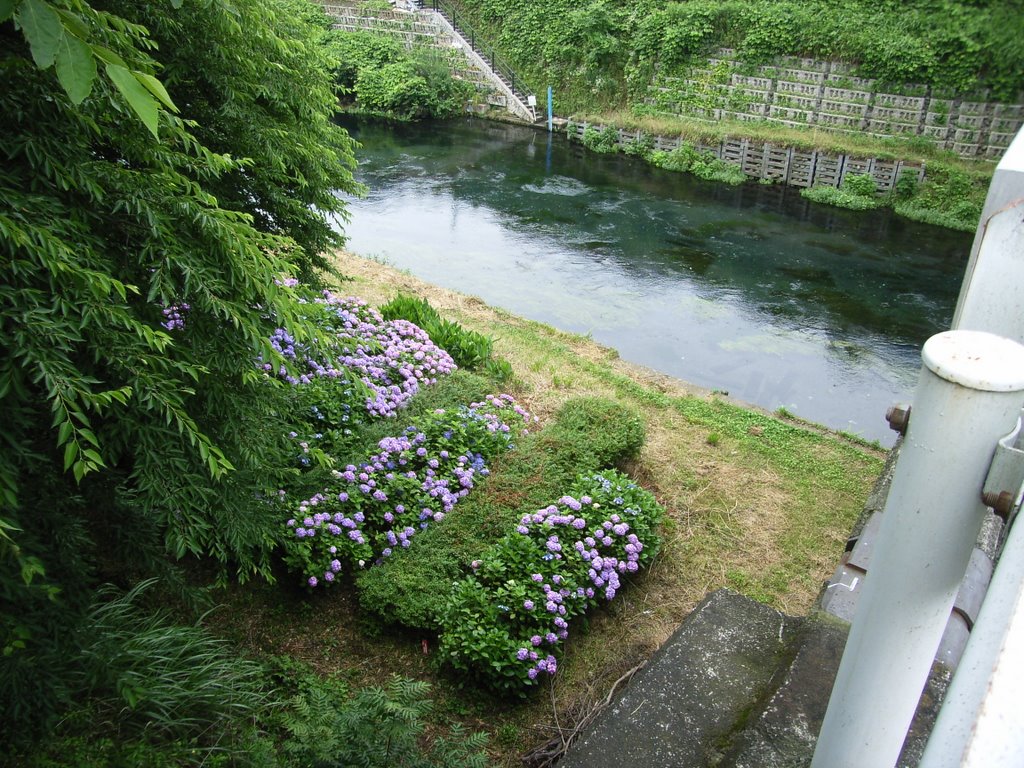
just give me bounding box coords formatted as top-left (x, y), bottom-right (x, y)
top-left (451, 0), bottom-right (1024, 112)
top-left (0, 0), bottom-right (358, 746)
top-left (326, 28), bottom-right (475, 120)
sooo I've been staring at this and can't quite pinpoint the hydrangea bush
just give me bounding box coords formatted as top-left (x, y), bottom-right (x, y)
top-left (282, 395), bottom-right (537, 586)
top-left (265, 288), bottom-right (457, 419)
top-left (437, 470), bottom-right (663, 694)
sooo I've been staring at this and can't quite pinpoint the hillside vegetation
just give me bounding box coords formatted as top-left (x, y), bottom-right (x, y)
top-left (450, 0), bottom-right (1024, 112)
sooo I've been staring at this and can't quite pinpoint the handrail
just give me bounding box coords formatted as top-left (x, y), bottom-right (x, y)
top-left (418, 0), bottom-right (533, 109)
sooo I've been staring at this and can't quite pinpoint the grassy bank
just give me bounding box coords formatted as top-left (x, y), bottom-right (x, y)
top-left (566, 111), bottom-right (993, 231)
top-left (200, 252), bottom-right (883, 764)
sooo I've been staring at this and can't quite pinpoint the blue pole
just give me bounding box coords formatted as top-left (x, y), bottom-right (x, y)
top-left (547, 86), bottom-right (553, 132)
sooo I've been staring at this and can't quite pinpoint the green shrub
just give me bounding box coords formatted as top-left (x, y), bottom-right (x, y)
top-left (356, 397), bottom-right (645, 630)
top-left (274, 662), bottom-right (488, 768)
top-left (381, 294), bottom-right (499, 371)
top-left (892, 170), bottom-right (920, 201)
top-left (622, 132), bottom-right (655, 157)
top-left (581, 124), bottom-right (622, 153)
top-left (649, 143), bottom-right (747, 185)
top-left (10, 580), bottom-right (271, 765)
top-left (325, 30), bottom-right (474, 120)
top-left (281, 395), bottom-right (535, 587)
top-left (842, 173), bottom-right (879, 197)
top-left (437, 470), bottom-right (663, 694)
top-left (801, 184), bottom-right (882, 211)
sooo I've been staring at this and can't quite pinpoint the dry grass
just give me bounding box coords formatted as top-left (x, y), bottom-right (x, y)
top-left (220, 251), bottom-right (885, 765)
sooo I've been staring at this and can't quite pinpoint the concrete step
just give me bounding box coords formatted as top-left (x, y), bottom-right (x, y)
top-left (560, 589), bottom-right (954, 768)
top-left (560, 589), bottom-right (799, 768)
top-left (723, 610), bottom-right (951, 768)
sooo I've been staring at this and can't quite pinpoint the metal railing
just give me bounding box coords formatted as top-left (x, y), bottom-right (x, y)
top-left (418, 0), bottom-right (535, 114)
top-left (811, 126), bottom-right (1024, 768)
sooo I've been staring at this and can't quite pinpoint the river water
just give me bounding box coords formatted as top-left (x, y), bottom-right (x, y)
top-left (335, 117), bottom-right (972, 445)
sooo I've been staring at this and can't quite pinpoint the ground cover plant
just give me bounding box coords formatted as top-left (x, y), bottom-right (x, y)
top-left (282, 393), bottom-right (535, 586)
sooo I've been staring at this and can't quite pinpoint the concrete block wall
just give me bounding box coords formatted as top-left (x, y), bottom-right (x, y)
top-left (648, 49), bottom-right (1023, 160)
top-left (570, 121), bottom-right (926, 193)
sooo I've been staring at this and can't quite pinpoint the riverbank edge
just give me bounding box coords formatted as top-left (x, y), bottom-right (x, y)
top-left (331, 249), bottom-right (886, 764)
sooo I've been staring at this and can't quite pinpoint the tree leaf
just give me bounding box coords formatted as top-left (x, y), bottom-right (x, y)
top-left (170, 0), bottom-right (183, 9)
top-left (105, 63), bottom-right (159, 138)
top-left (63, 440), bottom-right (78, 470)
top-left (0, 0), bottom-right (15, 24)
top-left (17, 0), bottom-right (63, 69)
top-left (90, 44), bottom-right (127, 69)
top-left (134, 71), bottom-right (178, 112)
top-left (55, 30), bottom-right (96, 105)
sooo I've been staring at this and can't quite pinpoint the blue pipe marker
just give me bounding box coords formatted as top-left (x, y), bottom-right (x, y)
top-left (547, 86), bottom-right (553, 132)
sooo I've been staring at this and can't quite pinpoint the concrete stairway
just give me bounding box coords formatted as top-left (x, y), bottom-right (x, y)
top-left (414, 0), bottom-right (537, 122)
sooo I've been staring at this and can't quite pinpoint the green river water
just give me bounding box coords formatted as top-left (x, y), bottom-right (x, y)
top-left (336, 117), bottom-right (972, 446)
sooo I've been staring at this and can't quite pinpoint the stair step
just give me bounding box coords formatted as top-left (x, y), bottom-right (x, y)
top-left (560, 590), bottom-right (798, 768)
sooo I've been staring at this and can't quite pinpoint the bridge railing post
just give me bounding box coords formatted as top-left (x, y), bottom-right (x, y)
top-left (810, 329), bottom-right (1024, 768)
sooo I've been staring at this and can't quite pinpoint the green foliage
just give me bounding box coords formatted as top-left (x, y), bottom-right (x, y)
top-left (325, 29), bottom-right (474, 120)
top-left (437, 470), bottom-right (663, 694)
top-left (281, 395), bottom-right (535, 587)
top-left (892, 162), bottom-right (986, 232)
top-left (842, 173), bottom-right (879, 197)
top-left (581, 124), bottom-right (621, 153)
top-left (1, 0), bottom-right (361, 750)
top-left (381, 293), bottom-right (500, 371)
top-left (275, 663), bottom-right (488, 768)
top-left (7, 580), bottom-right (271, 762)
top-left (648, 143), bottom-right (749, 185)
top-left (454, 0), bottom-right (1024, 109)
top-left (356, 397), bottom-right (645, 631)
top-left (801, 184), bottom-right (882, 211)
top-left (622, 131), bottom-right (655, 157)
top-left (115, 0), bottom-right (361, 280)
top-left (893, 170), bottom-right (920, 201)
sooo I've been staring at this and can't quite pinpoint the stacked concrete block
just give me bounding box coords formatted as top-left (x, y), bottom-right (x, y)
top-left (570, 120), bottom-right (934, 195)
top-left (763, 146), bottom-right (792, 182)
top-left (645, 48), bottom-right (1022, 158)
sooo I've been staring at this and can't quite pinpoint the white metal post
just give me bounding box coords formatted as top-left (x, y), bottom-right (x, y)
top-left (952, 127), bottom-right (1024, 340)
top-left (811, 330), bottom-right (1024, 768)
top-left (918, 478), bottom-right (1024, 768)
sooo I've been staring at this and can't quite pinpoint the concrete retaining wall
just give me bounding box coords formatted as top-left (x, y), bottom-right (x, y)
top-left (648, 50), bottom-right (1024, 160)
top-left (570, 122), bottom-right (926, 192)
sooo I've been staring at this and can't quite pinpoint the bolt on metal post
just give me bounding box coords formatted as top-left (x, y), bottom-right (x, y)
top-left (811, 330), bottom-right (1024, 768)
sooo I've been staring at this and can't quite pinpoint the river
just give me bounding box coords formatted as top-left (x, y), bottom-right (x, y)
top-left (334, 117), bottom-right (972, 446)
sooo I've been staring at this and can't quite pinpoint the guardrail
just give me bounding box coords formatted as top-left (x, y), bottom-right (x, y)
top-left (811, 127), bottom-right (1024, 768)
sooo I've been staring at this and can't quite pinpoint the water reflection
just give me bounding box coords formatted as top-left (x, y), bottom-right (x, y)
top-left (335, 117), bottom-right (971, 445)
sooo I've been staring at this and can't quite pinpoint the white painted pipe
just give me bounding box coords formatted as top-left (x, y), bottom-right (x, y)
top-left (811, 330), bottom-right (1024, 768)
top-left (953, 201), bottom-right (1024, 344)
top-left (918, 472), bottom-right (1024, 768)
top-left (952, 126), bottom-right (1024, 339)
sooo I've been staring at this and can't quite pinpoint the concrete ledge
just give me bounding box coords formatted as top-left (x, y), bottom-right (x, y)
top-left (560, 589), bottom-right (798, 768)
